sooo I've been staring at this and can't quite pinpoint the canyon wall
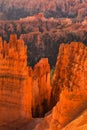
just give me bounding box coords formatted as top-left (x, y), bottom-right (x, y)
top-left (52, 42), bottom-right (87, 104)
top-left (33, 41), bottom-right (87, 130)
top-left (0, 0), bottom-right (87, 20)
top-left (50, 42), bottom-right (87, 129)
top-left (0, 17), bottom-right (87, 68)
top-left (0, 34), bottom-right (32, 124)
top-left (0, 34), bottom-right (51, 125)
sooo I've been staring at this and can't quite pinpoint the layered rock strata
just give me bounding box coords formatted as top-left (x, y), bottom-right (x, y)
top-left (50, 42), bottom-right (87, 129)
top-left (32, 58), bottom-right (51, 117)
top-left (0, 34), bottom-right (51, 125)
top-left (52, 42), bottom-right (87, 104)
top-left (17, 42), bottom-right (87, 130)
top-left (0, 34), bottom-right (32, 124)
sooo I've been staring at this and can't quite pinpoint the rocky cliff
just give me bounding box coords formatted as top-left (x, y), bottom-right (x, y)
top-left (62, 109), bottom-right (87, 130)
top-left (32, 42), bottom-right (87, 130)
top-left (0, 0), bottom-right (87, 20)
top-left (0, 34), bottom-right (87, 130)
top-left (0, 34), bottom-right (32, 124)
top-left (52, 42), bottom-right (87, 104)
top-left (0, 17), bottom-right (87, 68)
top-left (0, 34), bottom-right (52, 126)
top-left (32, 58), bottom-right (51, 117)
top-left (50, 42), bottom-right (87, 129)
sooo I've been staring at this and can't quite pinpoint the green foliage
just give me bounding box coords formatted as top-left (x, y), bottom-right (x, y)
top-left (50, 67), bottom-right (55, 81)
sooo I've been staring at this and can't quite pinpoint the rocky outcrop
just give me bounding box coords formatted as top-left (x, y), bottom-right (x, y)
top-left (52, 42), bottom-right (87, 104)
top-left (0, 0), bottom-right (87, 20)
top-left (0, 34), bottom-right (52, 125)
top-left (50, 89), bottom-right (87, 130)
top-left (32, 58), bottom-right (51, 117)
top-left (0, 34), bottom-right (87, 130)
top-left (62, 109), bottom-right (87, 130)
top-left (0, 17), bottom-right (87, 68)
top-left (33, 42), bottom-right (87, 130)
top-left (0, 34), bottom-right (32, 124)
top-left (50, 42), bottom-right (87, 129)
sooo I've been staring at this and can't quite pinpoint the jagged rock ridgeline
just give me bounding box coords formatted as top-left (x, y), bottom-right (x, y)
top-left (0, 16), bottom-right (87, 68)
top-left (33, 42), bottom-right (87, 130)
top-left (0, 34), bottom-right (51, 125)
top-left (0, 17), bottom-right (87, 68)
top-left (0, 34), bottom-right (87, 130)
top-left (0, 0), bottom-right (87, 20)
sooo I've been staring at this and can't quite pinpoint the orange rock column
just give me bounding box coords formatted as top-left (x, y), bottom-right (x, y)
top-left (32, 58), bottom-right (52, 117)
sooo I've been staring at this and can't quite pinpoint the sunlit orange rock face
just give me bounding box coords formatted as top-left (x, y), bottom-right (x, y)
top-left (50, 42), bottom-right (87, 130)
top-left (52, 42), bottom-right (87, 104)
top-left (0, 34), bottom-right (32, 124)
top-left (0, 34), bottom-right (51, 125)
top-left (32, 58), bottom-right (51, 117)
top-left (62, 108), bottom-right (87, 130)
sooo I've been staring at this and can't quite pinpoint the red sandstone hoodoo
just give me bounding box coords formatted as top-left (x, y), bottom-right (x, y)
top-left (0, 34), bottom-right (51, 124)
top-left (50, 42), bottom-right (87, 130)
